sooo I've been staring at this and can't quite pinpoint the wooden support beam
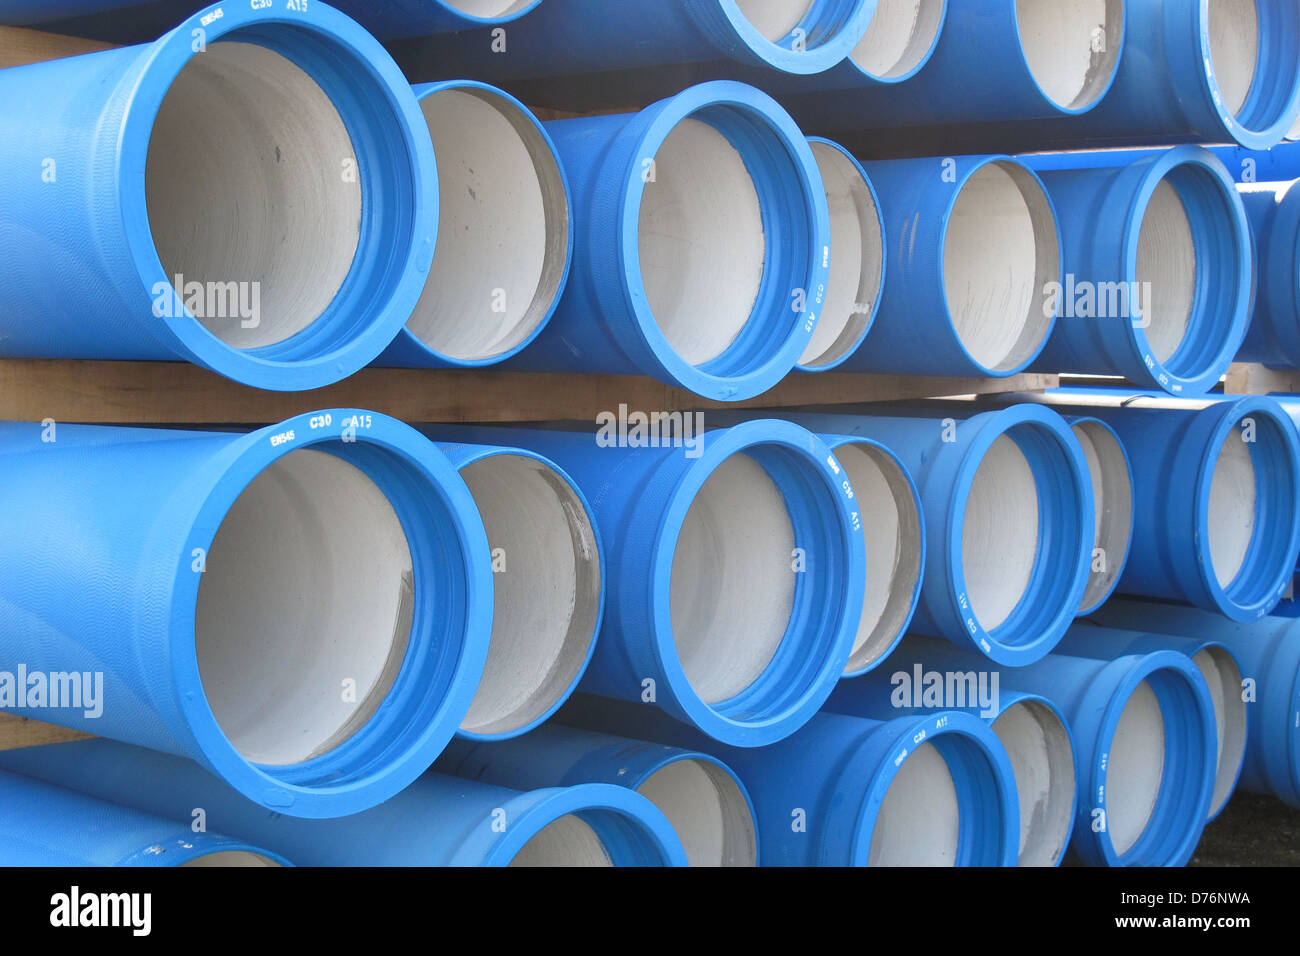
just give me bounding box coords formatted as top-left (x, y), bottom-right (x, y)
top-left (0, 713), bottom-right (92, 752)
top-left (1224, 363), bottom-right (1300, 397)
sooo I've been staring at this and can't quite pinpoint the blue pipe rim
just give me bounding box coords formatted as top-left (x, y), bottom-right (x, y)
top-left (640, 419), bottom-right (863, 745)
top-left (117, 836), bottom-right (293, 867)
top-left (820, 434), bottom-right (925, 677)
top-left (936, 156), bottom-right (1062, 377)
top-left (1067, 415), bottom-right (1135, 616)
top-left (458, 784), bottom-right (689, 866)
top-left (170, 410), bottom-right (493, 818)
top-left (1010, 0), bottom-right (1126, 115)
top-left (833, 0), bottom-right (947, 84)
top-left (708, 0), bottom-right (881, 75)
top-left (615, 81), bottom-right (830, 401)
top-left (842, 711), bottom-right (1018, 866)
top-left (118, 2), bottom-right (437, 391)
top-left (392, 79), bottom-right (575, 368)
top-left (1117, 147), bottom-right (1252, 394)
top-left (449, 444), bottom-right (606, 742)
top-left (1191, 397), bottom-right (1300, 620)
top-left (426, 0), bottom-right (545, 26)
top-left (942, 405), bottom-right (1091, 665)
top-left (797, 137), bottom-right (886, 373)
top-left (992, 690), bottom-right (1079, 866)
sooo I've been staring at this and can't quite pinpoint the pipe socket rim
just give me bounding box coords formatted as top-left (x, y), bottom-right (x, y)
top-left (119, 3), bottom-right (438, 391)
top-left (175, 410), bottom-right (493, 818)
top-left (631, 752), bottom-right (760, 867)
top-left (428, 0), bottom-right (544, 24)
top-left (1188, 643), bottom-right (1248, 820)
top-left (1067, 417), bottom-right (1134, 616)
top-left (120, 836), bottom-right (291, 867)
top-left (641, 419), bottom-right (864, 746)
top-left (990, 694), bottom-right (1078, 867)
top-left (841, 0), bottom-right (948, 83)
top-left (1012, 0), bottom-right (1125, 115)
top-left (615, 81), bottom-right (831, 401)
top-left (711, 0), bottom-right (882, 75)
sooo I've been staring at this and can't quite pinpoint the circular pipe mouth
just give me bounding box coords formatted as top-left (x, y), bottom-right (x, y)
top-left (1203, 0), bottom-right (1300, 145)
top-left (1191, 646), bottom-right (1248, 818)
top-left (625, 84), bottom-right (828, 400)
top-left (405, 83), bottom-right (571, 365)
top-left (869, 740), bottom-right (960, 865)
top-left (182, 412), bottom-right (492, 817)
top-left (721, 0), bottom-right (880, 74)
top-left (488, 785), bottom-right (686, 866)
top-left (846, 0), bottom-right (947, 81)
top-left (1014, 0), bottom-right (1123, 112)
top-left (1124, 151), bottom-right (1251, 391)
top-left (799, 140), bottom-right (885, 371)
top-left (438, 0), bottom-right (541, 20)
top-left (942, 160), bottom-right (1059, 375)
top-left (992, 699), bottom-right (1076, 866)
top-left (126, 6), bottom-right (435, 391)
top-left (1195, 401), bottom-right (1300, 617)
top-left (635, 757), bottom-right (759, 866)
top-left (455, 453), bottom-right (602, 739)
top-left (180, 851), bottom-right (283, 867)
top-left (1070, 419), bottom-right (1133, 615)
top-left (654, 421), bottom-right (862, 743)
top-left (831, 440), bottom-right (923, 676)
top-left (1094, 654), bottom-right (1213, 865)
top-left (949, 409), bottom-right (1090, 663)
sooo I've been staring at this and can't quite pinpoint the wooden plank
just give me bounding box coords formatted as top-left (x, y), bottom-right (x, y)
top-left (0, 713), bottom-right (92, 751)
top-left (0, 358), bottom-right (1057, 424)
top-left (0, 25), bottom-right (114, 69)
top-left (1224, 362), bottom-right (1300, 396)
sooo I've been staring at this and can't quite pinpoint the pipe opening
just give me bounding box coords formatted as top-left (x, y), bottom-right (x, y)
top-left (850, 0), bottom-right (945, 79)
top-left (1072, 421), bottom-right (1133, 613)
top-left (1191, 647), bottom-right (1248, 817)
top-left (962, 434), bottom-right (1040, 631)
top-left (195, 448), bottom-right (413, 767)
top-left (635, 758), bottom-right (758, 866)
top-left (1207, 426), bottom-right (1257, 589)
top-left (639, 118), bottom-right (765, 367)
top-left (1136, 180), bottom-right (1196, 365)
top-left (1015, 0), bottom-right (1123, 111)
top-left (801, 143), bottom-right (884, 369)
top-left (868, 741), bottom-right (960, 866)
top-left (943, 161), bottom-right (1058, 373)
top-left (457, 454), bottom-right (601, 737)
top-left (835, 442), bottom-right (922, 674)
top-left (992, 700), bottom-right (1075, 866)
top-left (670, 453), bottom-right (795, 704)
top-left (180, 852), bottom-right (282, 867)
top-left (508, 815), bottom-right (614, 867)
top-left (409, 87), bottom-right (569, 362)
top-left (1208, 0), bottom-right (1259, 118)
top-left (443, 0), bottom-right (536, 17)
top-left (735, 0), bottom-right (817, 42)
top-left (1107, 679), bottom-right (1165, 856)
top-left (146, 41), bottom-right (361, 351)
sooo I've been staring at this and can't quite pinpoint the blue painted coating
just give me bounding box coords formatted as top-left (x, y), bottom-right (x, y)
top-left (0, 1), bottom-right (438, 391)
top-left (421, 421), bottom-right (865, 747)
top-left (431, 439), bottom-right (605, 741)
top-left (899, 635), bottom-right (1215, 867)
top-left (747, 407), bottom-right (1091, 666)
top-left (1021, 144), bottom-right (1287, 179)
top-left (1023, 147), bottom-right (1252, 394)
top-left (1235, 180), bottom-right (1300, 369)
top-left (1054, 622), bottom-right (1247, 822)
top-left (0, 770), bottom-right (290, 867)
top-left (1062, 415), bottom-right (1135, 616)
top-left (559, 694), bottom-right (1018, 866)
top-left (437, 723), bottom-right (758, 863)
top-left (1091, 599), bottom-right (1300, 810)
top-left (1052, 397), bottom-right (1300, 621)
top-left (498, 82), bottom-right (831, 402)
top-left (0, 740), bottom-right (687, 866)
top-left (0, 0), bottom-right (546, 40)
top-left (0, 411), bottom-right (494, 818)
top-left (376, 79), bottom-right (574, 369)
top-left (844, 155), bottom-right (1060, 376)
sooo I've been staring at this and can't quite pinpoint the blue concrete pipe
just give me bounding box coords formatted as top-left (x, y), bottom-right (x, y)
top-left (843, 154), bottom-right (1061, 377)
top-left (826, 672), bottom-right (1077, 867)
top-left (436, 723), bottom-right (758, 865)
top-left (1044, 396), bottom-right (1300, 621)
top-left (0, 769), bottom-right (289, 867)
top-left (1091, 599), bottom-right (1300, 810)
top-left (1235, 179), bottom-right (1300, 369)
top-left (1063, 416), bottom-right (1134, 616)
top-left (1021, 147), bottom-right (1252, 394)
top-left (496, 81), bottom-right (830, 401)
top-left (0, 740), bottom-right (687, 866)
top-left (0, 411), bottom-right (493, 817)
top-left (421, 421), bottom-right (865, 747)
top-left (1055, 622), bottom-right (1247, 821)
top-left (0, 0), bottom-right (546, 41)
top-left (0, 1), bottom-right (439, 391)
top-left (560, 693), bottom-right (1018, 866)
top-left (897, 634), bottom-right (1215, 867)
top-left (376, 80), bottom-right (573, 369)
top-left (430, 439), bottom-right (604, 741)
